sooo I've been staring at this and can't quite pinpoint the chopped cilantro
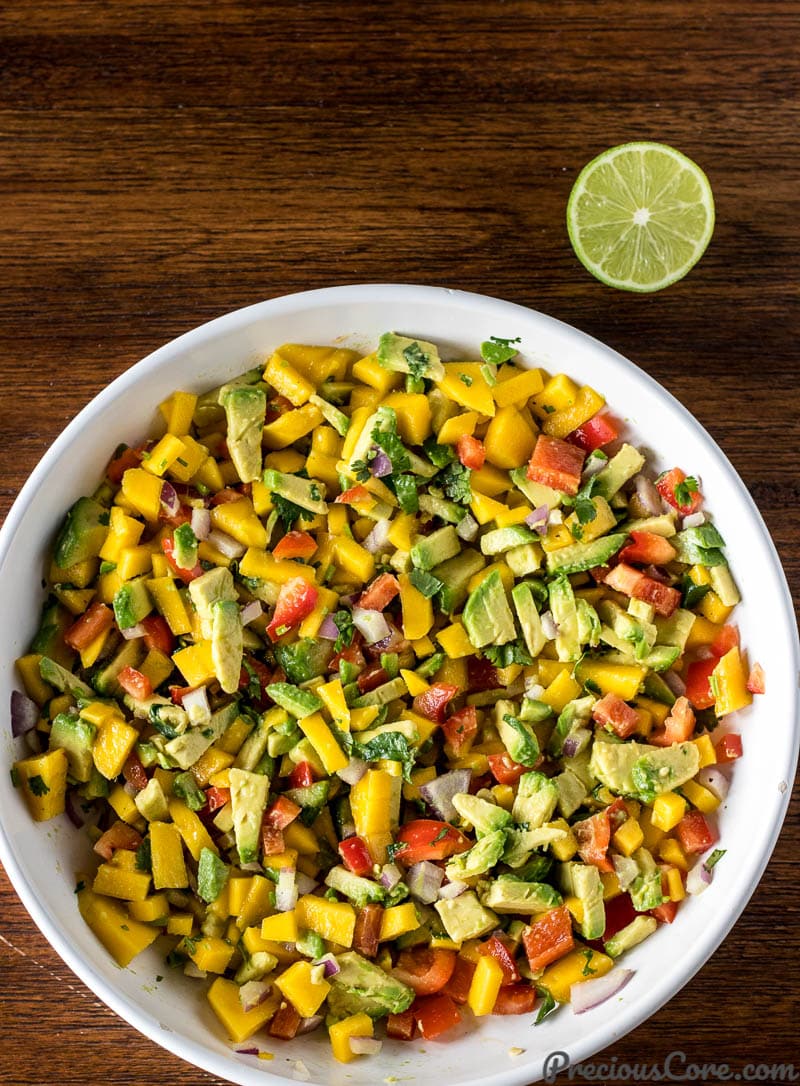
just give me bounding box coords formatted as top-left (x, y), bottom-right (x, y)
top-left (241, 658), bottom-right (262, 702)
top-left (27, 774), bottom-right (50, 797)
top-left (99, 560), bottom-right (117, 574)
top-left (534, 989), bottom-right (557, 1024)
top-left (183, 936), bottom-right (198, 955)
top-left (432, 826), bottom-right (451, 843)
top-left (542, 404), bottom-right (556, 414)
top-left (135, 837), bottom-right (152, 872)
top-left (674, 475), bottom-right (699, 508)
top-left (74, 880), bottom-right (85, 894)
top-left (166, 949), bottom-right (187, 969)
top-left (372, 413), bottom-right (411, 474)
top-left (704, 848), bottom-right (726, 871)
top-left (402, 342), bottom-right (431, 382)
top-left (574, 496), bottom-right (597, 525)
top-left (350, 457), bottom-right (373, 483)
top-left (581, 948), bottom-right (596, 976)
top-left (422, 437), bottom-right (455, 469)
top-left (459, 373), bottom-right (474, 387)
top-left (309, 482), bottom-right (322, 503)
top-left (10, 767), bottom-right (20, 789)
top-left (393, 473), bottom-right (419, 514)
top-left (386, 841), bottom-right (406, 862)
top-left (681, 575), bottom-right (712, 609)
top-left (440, 461), bottom-right (472, 505)
top-left (155, 975), bottom-right (164, 983)
top-left (484, 640), bottom-right (533, 668)
top-left (333, 610), bottom-right (355, 653)
top-left (271, 491), bottom-right (314, 530)
top-left (354, 731), bottom-right (417, 782)
top-left (481, 335), bottom-right (521, 366)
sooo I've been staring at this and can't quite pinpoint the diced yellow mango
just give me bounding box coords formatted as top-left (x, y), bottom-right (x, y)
top-left (107, 783), bottom-right (142, 826)
top-left (264, 354), bottom-right (315, 405)
top-left (711, 646), bottom-right (752, 717)
top-left (693, 734), bottom-right (717, 768)
top-left (349, 706), bottom-right (381, 732)
top-left (532, 373), bottom-right (579, 418)
top-left (172, 641), bottom-right (216, 687)
top-left (350, 769), bottom-right (397, 837)
top-left (539, 670), bottom-right (582, 712)
top-left (121, 468), bottom-right (163, 522)
top-left (167, 912), bottom-right (194, 936)
top-left (187, 935), bottom-right (235, 974)
top-left (207, 977), bottom-right (281, 1043)
top-left (168, 797), bottom-right (217, 861)
top-left (211, 498), bottom-right (268, 549)
top-left (438, 410), bottom-right (479, 444)
top-left (612, 818), bottom-right (645, 857)
top-left (468, 954), bottom-right (504, 1016)
top-left (469, 491), bottom-right (508, 525)
top-left (437, 362), bottom-right (496, 417)
top-left (659, 837), bottom-right (689, 872)
top-left (467, 560), bottom-right (513, 594)
top-left (297, 894), bottom-right (356, 948)
top-left (436, 621), bottom-right (477, 659)
top-left (398, 573), bottom-right (433, 640)
top-left (379, 902), bottom-right (419, 942)
top-left (601, 871), bottom-right (622, 900)
top-left (577, 660), bottom-right (646, 700)
top-left (93, 862), bottom-right (151, 902)
top-left (400, 669), bottom-right (429, 697)
top-left (403, 765), bottom-right (437, 802)
top-left (541, 948), bottom-right (614, 1002)
top-left (275, 960), bottom-right (331, 1018)
top-left (298, 713), bottom-right (348, 774)
top-left (682, 779), bottom-right (720, 813)
top-left (150, 821), bottom-right (189, 889)
top-left (542, 385), bottom-right (605, 439)
top-left (262, 404), bottom-right (323, 449)
top-left (329, 1012), bottom-right (373, 1063)
top-left (143, 433), bottom-right (187, 477)
top-left (382, 391), bottom-right (432, 444)
top-left (13, 748), bottom-right (68, 821)
top-left (471, 463), bottom-right (511, 497)
top-left (92, 717), bottom-right (139, 780)
top-left (484, 406), bottom-right (537, 470)
top-left (698, 590), bottom-right (734, 625)
top-left (77, 887), bottom-right (158, 967)
top-left (639, 806), bottom-right (666, 850)
top-left (433, 656), bottom-right (468, 690)
top-left (549, 818), bottom-right (578, 861)
top-left (351, 353), bottom-right (403, 394)
top-left (239, 549), bottom-right (316, 584)
top-left (272, 343), bottom-right (357, 385)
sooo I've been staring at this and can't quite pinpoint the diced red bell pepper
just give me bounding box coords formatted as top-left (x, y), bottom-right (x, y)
top-left (714, 733), bottom-right (743, 763)
top-left (442, 955), bottom-right (476, 1004)
top-left (265, 795), bottom-right (301, 830)
top-left (526, 434), bottom-right (585, 496)
top-left (649, 696), bottom-right (696, 747)
top-left (266, 576), bottom-right (318, 641)
top-left (260, 823), bottom-right (285, 856)
top-left (93, 821), bottom-right (143, 861)
top-left (357, 572), bottom-right (401, 611)
top-left (685, 657), bottom-right (718, 710)
top-left (386, 1009), bottom-right (417, 1040)
top-left (413, 682), bottom-right (460, 723)
top-left (239, 655), bottom-right (274, 711)
top-left (265, 394), bottom-right (294, 423)
top-left (619, 531), bottom-right (678, 567)
top-left (467, 655), bottom-right (500, 692)
top-left (353, 903), bottom-right (384, 959)
top-left (656, 468), bottom-right (702, 516)
top-left (106, 445), bottom-right (143, 483)
top-left (117, 666), bottom-right (153, 701)
top-left (162, 536), bottom-right (203, 582)
top-left (602, 893), bottom-right (637, 940)
top-left (169, 684), bottom-right (196, 705)
top-left (394, 820), bottom-right (471, 866)
top-left (747, 662), bottom-right (765, 694)
top-left (710, 624), bottom-right (739, 658)
top-left (479, 935), bottom-right (520, 985)
top-left (394, 947), bottom-right (457, 995)
top-left (272, 531), bottom-right (317, 561)
top-left (568, 413), bottom-right (620, 452)
top-left (412, 993), bottom-right (462, 1040)
top-left (289, 761), bottom-right (315, 789)
top-left (356, 663), bottom-right (389, 694)
top-left (139, 614), bottom-right (175, 655)
top-left (64, 601), bottom-right (115, 652)
top-left (339, 835), bottom-right (374, 877)
top-left (441, 706), bottom-right (478, 754)
top-left (209, 487), bottom-right (242, 506)
top-left (651, 899), bottom-right (679, 924)
top-left (603, 562), bottom-right (680, 617)
top-left (159, 502), bottom-right (193, 529)
top-left (522, 905), bottom-right (575, 971)
top-left (205, 786), bottom-right (231, 813)
top-left (592, 692), bottom-right (641, 739)
top-left (268, 1001), bottom-right (301, 1040)
top-left (335, 484), bottom-right (372, 505)
top-left (457, 434), bottom-right (486, 470)
top-left (675, 810), bottom-right (718, 854)
top-left (573, 809), bottom-right (614, 872)
top-left (491, 983), bottom-right (538, 1015)
top-left (121, 752), bottom-right (149, 792)
top-left (487, 751), bottom-right (528, 785)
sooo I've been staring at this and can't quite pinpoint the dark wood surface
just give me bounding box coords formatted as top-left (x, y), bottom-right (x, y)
top-left (1, 3), bottom-right (798, 1083)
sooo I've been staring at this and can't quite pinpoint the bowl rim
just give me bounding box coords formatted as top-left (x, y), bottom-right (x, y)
top-left (0, 282), bottom-right (797, 1086)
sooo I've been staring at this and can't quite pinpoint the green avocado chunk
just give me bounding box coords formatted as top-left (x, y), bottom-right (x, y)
top-left (462, 569), bottom-right (516, 648)
top-left (327, 951), bottom-right (415, 1020)
top-left (220, 385), bottom-right (266, 483)
top-left (197, 847), bottom-right (230, 903)
top-left (49, 713), bottom-right (96, 782)
top-left (481, 874), bottom-right (563, 915)
top-left (53, 497), bottom-right (109, 569)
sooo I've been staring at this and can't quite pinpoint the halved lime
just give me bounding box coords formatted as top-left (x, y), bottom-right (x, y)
top-left (567, 142), bottom-right (715, 292)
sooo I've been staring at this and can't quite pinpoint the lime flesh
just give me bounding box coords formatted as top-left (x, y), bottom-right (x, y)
top-left (567, 142), bottom-right (715, 292)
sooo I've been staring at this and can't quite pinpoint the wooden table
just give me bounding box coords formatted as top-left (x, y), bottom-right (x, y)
top-left (1, 2), bottom-right (797, 1083)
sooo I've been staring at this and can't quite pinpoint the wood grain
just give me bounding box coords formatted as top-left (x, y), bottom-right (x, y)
top-left (0, 2), bottom-right (798, 1083)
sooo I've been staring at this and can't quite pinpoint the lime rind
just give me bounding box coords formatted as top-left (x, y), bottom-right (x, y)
top-left (567, 141), bottom-right (715, 293)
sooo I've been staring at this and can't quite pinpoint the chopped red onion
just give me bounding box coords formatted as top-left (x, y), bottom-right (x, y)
top-left (438, 879), bottom-right (469, 900)
top-left (363, 519), bottom-right (391, 555)
top-left (296, 872), bottom-right (318, 896)
top-left (541, 611), bottom-right (559, 639)
top-left (369, 447), bottom-right (393, 478)
top-left (297, 1015), bottom-right (324, 1035)
top-left (571, 968), bottom-right (634, 1013)
top-left (456, 513), bottom-right (479, 542)
top-left (662, 670), bottom-right (686, 697)
top-left (612, 854), bottom-right (640, 891)
top-left (240, 600), bottom-right (263, 627)
top-left (160, 481), bottom-right (181, 517)
top-left (191, 506), bottom-right (211, 540)
top-left (352, 607), bottom-right (391, 644)
top-left (349, 1036), bottom-right (383, 1055)
top-left (235, 1046), bottom-right (261, 1057)
top-left (184, 961), bottom-right (207, 979)
top-left (549, 509), bottom-right (564, 525)
top-left (11, 690), bottom-right (39, 737)
top-left (633, 474), bottom-right (664, 516)
top-left (120, 622), bottom-right (146, 641)
top-left (319, 614), bottom-right (340, 640)
top-left (419, 769), bottom-right (472, 822)
top-left (695, 646), bottom-right (714, 661)
top-left (368, 621), bottom-right (407, 656)
top-left (65, 790), bottom-right (88, 828)
top-left (525, 505), bottom-right (550, 535)
top-left (240, 860), bottom-right (263, 872)
top-left (562, 736), bottom-right (580, 758)
top-left (123, 779), bottom-right (140, 798)
top-left (181, 685), bottom-right (210, 723)
top-left (686, 859), bottom-right (713, 895)
top-left (379, 863), bottom-right (402, 891)
top-left (24, 730), bottom-right (42, 754)
top-left (338, 592), bottom-right (359, 607)
top-left (696, 766), bottom-right (730, 801)
top-left (524, 679), bottom-right (546, 699)
top-left (682, 511), bottom-right (706, 529)
top-left (312, 953), bottom-right (341, 978)
top-left (644, 564), bottom-right (669, 583)
top-left (407, 860), bottom-right (444, 904)
top-left (583, 451), bottom-right (609, 477)
top-left (239, 980), bottom-right (272, 1012)
top-left (275, 867), bottom-right (298, 912)
top-left (336, 756), bottom-right (368, 786)
top-left (207, 528), bottom-right (245, 559)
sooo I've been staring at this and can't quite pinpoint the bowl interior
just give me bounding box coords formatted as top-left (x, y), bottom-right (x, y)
top-left (1, 285), bottom-right (797, 1086)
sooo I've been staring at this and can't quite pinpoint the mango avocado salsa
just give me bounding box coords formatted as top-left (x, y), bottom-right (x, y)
top-left (10, 333), bottom-right (759, 1059)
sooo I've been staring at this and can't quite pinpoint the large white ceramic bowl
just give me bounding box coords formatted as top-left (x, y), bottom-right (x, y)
top-left (1, 285), bottom-right (797, 1086)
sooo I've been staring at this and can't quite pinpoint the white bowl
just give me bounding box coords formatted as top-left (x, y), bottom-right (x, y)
top-left (1, 285), bottom-right (797, 1086)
